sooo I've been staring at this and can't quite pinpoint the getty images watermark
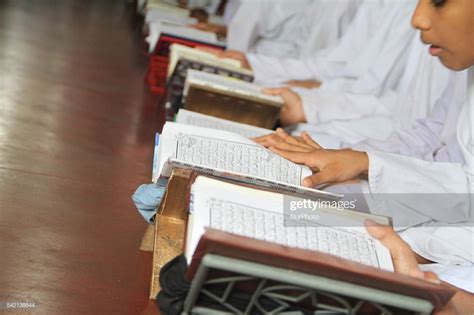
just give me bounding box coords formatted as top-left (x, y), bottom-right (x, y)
top-left (284, 196), bottom-right (358, 227)
top-left (0, 301), bottom-right (36, 310)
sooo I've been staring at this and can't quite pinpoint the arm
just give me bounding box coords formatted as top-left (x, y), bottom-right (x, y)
top-left (365, 150), bottom-right (472, 227)
top-left (256, 130), bottom-right (472, 226)
top-left (351, 73), bottom-right (465, 160)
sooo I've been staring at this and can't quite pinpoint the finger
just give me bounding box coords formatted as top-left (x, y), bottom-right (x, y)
top-left (254, 138), bottom-right (270, 147)
top-left (303, 171), bottom-right (334, 187)
top-left (273, 141), bottom-right (314, 153)
top-left (364, 220), bottom-right (387, 239)
top-left (365, 220), bottom-right (422, 277)
top-left (423, 271), bottom-right (441, 284)
top-left (262, 136), bottom-right (286, 147)
top-left (195, 46), bottom-right (220, 55)
top-left (262, 88), bottom-right (287, 95)
top-left (269, 146), bottom-right (311, 165)
top-left (276, 128), bottom-right (306, 145)
top-left (218, 51), bottom-right (237, 58)
top-left (301, 132), bottom-right (322, 149)
top-left (252, 133), bottom-right (274, 143)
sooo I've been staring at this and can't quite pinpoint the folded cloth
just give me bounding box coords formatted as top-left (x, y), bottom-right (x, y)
top-left (132, 178), bottom-right (168, 223)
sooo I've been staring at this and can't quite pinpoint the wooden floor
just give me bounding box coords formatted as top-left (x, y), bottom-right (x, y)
top-left (0, 1), bottom-right (163, 313)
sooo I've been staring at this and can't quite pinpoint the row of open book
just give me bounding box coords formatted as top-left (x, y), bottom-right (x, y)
top-left (148, 43), bottom-right (455, 311)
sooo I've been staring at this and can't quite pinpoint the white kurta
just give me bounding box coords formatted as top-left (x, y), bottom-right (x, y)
top-left (363, 68), bottom-right (473, 227)
top-left (352, 71), bottom-right (468, 163)
top-left (361, 69), bottom-right (474, 284)
top-left (222, 0), bottom-right (241, 25)
top-left (294, 37), bottom-right (453, 146)
top-left (187, 0), bottom-right (221, 14)
top-left (294, 0), bottom-right (362, 59)
top-left (226, 0), bottom-right (312, 58)
top-left (247, 0), bottom-right (408, 85)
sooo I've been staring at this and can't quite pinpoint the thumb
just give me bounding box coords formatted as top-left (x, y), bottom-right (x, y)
top-left (262, 87), bottom-right (289, 96)
top-left (365, 219), bottom-right (387, 240)
top-left (423, 271), bottom-right (441, 284)
top-left (303, 171), bottom-right (333, 187)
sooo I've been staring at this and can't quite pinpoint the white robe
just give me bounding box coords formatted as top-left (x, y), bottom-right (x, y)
top-left (363, 69), bottom-right (472, 227)
top-left (247, 0), bottom-right (409, 85)
top-left (295, 0), bottom-right (362, 58)
top-left (222, 0), bottom-right (241, 25)
top-left (294, 37), bottom-right (452, 146)
top-left (326, 69), bottom-right (473, 292)
top-left (226, 0), bottom-right (312, 58)
top-left (187, 0), bottom-right (221, 14)
top-left (362, 69), bottom-right (474, 284)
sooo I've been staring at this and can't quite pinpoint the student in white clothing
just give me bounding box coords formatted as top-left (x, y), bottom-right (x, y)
top-left (256, 0), bottom-right (474, 295)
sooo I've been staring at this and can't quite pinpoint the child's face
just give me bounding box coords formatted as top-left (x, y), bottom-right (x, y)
top-left (412, 0), bottom-right (474, 71)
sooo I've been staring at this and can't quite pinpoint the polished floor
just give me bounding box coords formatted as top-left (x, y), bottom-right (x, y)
top-left (0, 1), bottom-right (163, 313)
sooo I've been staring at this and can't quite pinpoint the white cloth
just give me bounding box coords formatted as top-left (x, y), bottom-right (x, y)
top-left (420, 263), bottom-right (474, 293)
top-left (187, 0), bottom-right (221, 14)
top-left (363, 68), bottom-right (473, 228)
top-left (226, 0), bottom-right (312, 58)
top-left (362, 70), bottom-right (473, 289)
top-left (293, 35), bottom-right (454, 148)
top-left (295, 0), bottom-right (362, 58)
top-left (247, 0), bottom-right (405, 85)
top-left (352, 71), bottom-right (468, 163)
top-left (222, 0), bottom-right (240, 25)
top-left (406, 225), bottom-right (474, 293)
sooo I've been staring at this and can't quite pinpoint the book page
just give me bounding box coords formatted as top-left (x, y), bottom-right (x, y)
top-left (187, 176), bottom-right (394, 272)
top-left (176, 109), bottom-right (272, 138)
top-left (152, 133), bottom-right (161, 182)
top-left (157, 122), bottom-right (312, 186)
top-left (184, 70), bottom-right (283, 105)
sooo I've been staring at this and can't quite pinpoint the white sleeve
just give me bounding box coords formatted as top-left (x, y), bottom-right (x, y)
top-left (351, 76), bottom-right (453, 158)
top-left (247, 54), bottom-right (321, 85)
top-left (300, 89), bottom-right (395, 125)
top-left (226, 0), bottom-right (260, 52)
top-left (400, 224), bottom-right (474, 266)
top-left (364, 151), bottom-right (472, 227)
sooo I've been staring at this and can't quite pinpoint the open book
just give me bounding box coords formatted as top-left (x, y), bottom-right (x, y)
top-left (168, 44), bottom-right (252, 78)
top-left (186, 176), bottom-right (393, 271)
top-left (150, 169), bottom-right (455, 310)
top-left (183, 70), bottom-right (282, 128)
top-left (166, 47), bottom-right (254, 117)
top-left (155, 122), bottom-right (340, 199)
top-left (184, 69), bottom-right (281, 104)
top-left (175, 109), bottom-right (272, 138)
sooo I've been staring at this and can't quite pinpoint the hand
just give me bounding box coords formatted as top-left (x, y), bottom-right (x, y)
top-left (365, 220), bottom-right (426, 279)
top-left (189, 23), bottom-right (227, 37)
top-left (268, 137), bottom-right (368, 187)
top-left (217, 50), bottom-right (250, 68)
top-left (262, 87), bottom-right (306, 126)
top-left (286, 79), bottom-right (322, 89)
top-left (254, 128), bottom-right (319, 151)
top-left (194, 48), bottom-right (250, 68)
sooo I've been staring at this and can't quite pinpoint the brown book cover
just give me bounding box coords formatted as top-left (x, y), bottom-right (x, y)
top-left (184, 85), bottom-right (281, 129)
top-left (149, 168), bottom-right (194, 299)
top-left (188, 229), bottom-right (456, 311)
